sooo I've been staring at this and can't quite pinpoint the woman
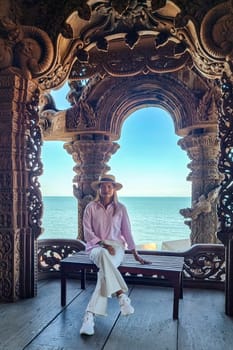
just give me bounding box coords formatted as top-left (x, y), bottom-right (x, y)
top-left (80, 174), bottom-right (150, 336)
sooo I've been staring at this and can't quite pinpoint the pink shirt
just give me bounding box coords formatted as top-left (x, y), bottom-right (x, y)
top-left (83, 200), bottom-right (136, 252)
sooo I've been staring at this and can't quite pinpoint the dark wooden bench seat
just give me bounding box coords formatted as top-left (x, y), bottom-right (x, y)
top-left (60, 251), bottom-right (184, 319)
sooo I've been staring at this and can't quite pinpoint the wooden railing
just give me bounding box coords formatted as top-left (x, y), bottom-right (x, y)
top-left (38, 239), bottom-right (225, 289)
top-left (135, 244), bottom-right (225, 290)
top-left (38, 239), bottom-right (86, 279)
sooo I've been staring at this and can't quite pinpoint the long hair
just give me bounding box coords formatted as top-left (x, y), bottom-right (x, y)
top-left (94, 187), bottom-right (119, 216)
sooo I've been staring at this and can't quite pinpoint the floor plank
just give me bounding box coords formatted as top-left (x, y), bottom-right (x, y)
top-left (25, 284), bottom-right (178, 350)
top-left (179, 288), bottom-right (233, 350)
top-left (25, 284), bottom-right (121, 350)
top-left (104, 286), bottom-right (177, 350)
top-left (0, 279), bottom-right (80, 350)
top-left (0, 279), bottom-right (230, 350)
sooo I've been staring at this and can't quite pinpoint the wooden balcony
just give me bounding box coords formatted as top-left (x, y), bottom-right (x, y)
top-left (0, 278), bottom-right (232, 350)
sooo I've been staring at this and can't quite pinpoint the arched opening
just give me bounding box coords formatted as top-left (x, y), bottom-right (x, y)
top-left (38, 72), bottom-right (221, 248)
top-left (109, 107), bottom-right (191, 250)
top-left (39, 93), bottom-right (192, 251)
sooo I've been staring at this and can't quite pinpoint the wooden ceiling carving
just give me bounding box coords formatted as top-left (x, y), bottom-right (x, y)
top-left (0, 1), bottom-right (230, 84)
top-left (0, 0), bottom-right (230, 138)
top-left (74, 73), bottom-right (217, 138)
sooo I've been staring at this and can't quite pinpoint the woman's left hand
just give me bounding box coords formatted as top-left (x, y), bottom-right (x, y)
top-left (132, 251), bottom-right (152, 265)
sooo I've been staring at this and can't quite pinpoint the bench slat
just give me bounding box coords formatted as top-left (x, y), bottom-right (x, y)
top-left (62, 253), bottom-right (184, 272)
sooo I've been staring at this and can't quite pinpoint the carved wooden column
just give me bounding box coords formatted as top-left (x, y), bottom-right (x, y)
top-left (179, 131), bottom-right (222, 244)
top-left (217, 73), bottom-right (233, 316)
top-left (0, 72), bottom-right (42, 301)
top-left (64, 134), bottom-right (119, 240)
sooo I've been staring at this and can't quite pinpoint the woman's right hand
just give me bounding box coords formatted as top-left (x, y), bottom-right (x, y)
top-left (103, 243), bottom-right (115, 255)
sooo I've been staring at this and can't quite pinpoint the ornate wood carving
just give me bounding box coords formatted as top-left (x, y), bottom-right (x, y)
top-left (25, 88), bottom-right (43, 239)
top-left (38, 239), bottom-right (86, 278)
top-left (179, 133), bottom-right (221, 186)
top-left (17, 0), bottom-right (228, 89)
top-left (0, 1), bottom-right (229, 91)
top-left (38, 93), bottom-right (67, 140)
top-left (0, 17), bottom-right (54, 80)
top-left (63, 73), bottom-right (199, 138)
top-left (64, 137), bottom-right (119, 239)
top-left (66, 84), bottom-right (98, 131)
top-left (69, 44), bottom-right (192, 81)
top-left (0, 73), bottom-right (23, 300)
top-left (182, 244), bottom-right (225, 286)
top-left (215, 73), bottom-right (233, 316)
top-left (179, 132), bottom-right (222, 244)
top-left (0, 73), bottom-right (41, 300)
top-left (200, 2), bottom-right (233, 60)
top-left (217, 74), bottom-right (233, 237)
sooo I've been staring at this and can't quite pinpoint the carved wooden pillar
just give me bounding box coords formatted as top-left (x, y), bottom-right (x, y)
top-left (217, 73), bottom-right (233, 316)
top-left (179, 131), bottom-right (222, 244)
top-left (0, 72), bottom-right (42, 301)
top-left (64, 134), bottom-right (119, 240)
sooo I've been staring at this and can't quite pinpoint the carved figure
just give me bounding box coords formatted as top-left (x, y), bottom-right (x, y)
top-left (0, 18), bottom-right (54, 80)
top-left (66, 88), bottom-right (82, 106)
top-left (0, 38), bottom-right (12, 69)
top-left (0, 16), bottom-right (23, 42)
top-left (39, 93), bottom-right (59, 132)
top-left (66, 81), bottom-right (84, 106)
top-left (66, 99), bottom-right (96, 130)
top-left (39, 93), bottom-right (58, 115)
top-left (212, 16), bottom-right (233, 56)
top-left (180, 187), bottom-right (220, 220)
top-left (14, 37), bottom-right (42, 78)
top-left (197, 86), bottom-right (219, 122)
top-left (65, 81), bottom-right (97, 130)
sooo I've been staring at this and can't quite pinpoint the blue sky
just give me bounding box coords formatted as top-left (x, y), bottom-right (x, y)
top-left (40, 84), bottom-right (191, 197)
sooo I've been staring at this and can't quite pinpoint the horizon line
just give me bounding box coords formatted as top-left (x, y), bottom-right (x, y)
top-left (42, 195), bottom-right (191, 198)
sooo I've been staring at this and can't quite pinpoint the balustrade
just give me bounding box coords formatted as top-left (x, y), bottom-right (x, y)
top-left (38, 239), bottom-right (225, 289)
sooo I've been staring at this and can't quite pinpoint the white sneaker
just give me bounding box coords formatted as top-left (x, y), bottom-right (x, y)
top-left (80, 311), bottom-right (95, 335)
top-left (118, 294), bottom-right (134, 316)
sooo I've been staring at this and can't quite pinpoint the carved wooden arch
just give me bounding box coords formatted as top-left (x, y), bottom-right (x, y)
top-left (86, 73), bottom-right (197, 140)
top-left (37, 0), bottom-right (232, 91)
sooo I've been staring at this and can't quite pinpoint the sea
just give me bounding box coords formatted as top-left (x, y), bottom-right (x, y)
top-left (40, 196), bottom-right (191, 250)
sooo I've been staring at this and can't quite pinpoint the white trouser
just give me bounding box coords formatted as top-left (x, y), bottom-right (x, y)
top-left (86, 241), bottom-right (128, 316)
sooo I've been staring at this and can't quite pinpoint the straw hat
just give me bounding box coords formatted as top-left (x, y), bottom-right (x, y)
top-left (91, 174), bottom-right (123, 191)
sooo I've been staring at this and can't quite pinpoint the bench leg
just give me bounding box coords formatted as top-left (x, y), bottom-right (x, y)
top-left (61, 272), bottom-right (66, 307)
top-left (173, 285), bottom-right (179, 320)
top-left (172, 271), bottom-right (184, 319)
top-left (81, 269), bottom-right (86, 289)
top-left (179, 272), bottom-right (183, 299)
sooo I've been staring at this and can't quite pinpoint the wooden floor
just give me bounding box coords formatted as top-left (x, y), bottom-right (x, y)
top-left (0, 279), bottom-right (232, 350)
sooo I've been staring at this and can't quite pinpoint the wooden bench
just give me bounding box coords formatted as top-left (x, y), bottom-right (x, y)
top-left (60, 251), bottom-right (184, 319)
